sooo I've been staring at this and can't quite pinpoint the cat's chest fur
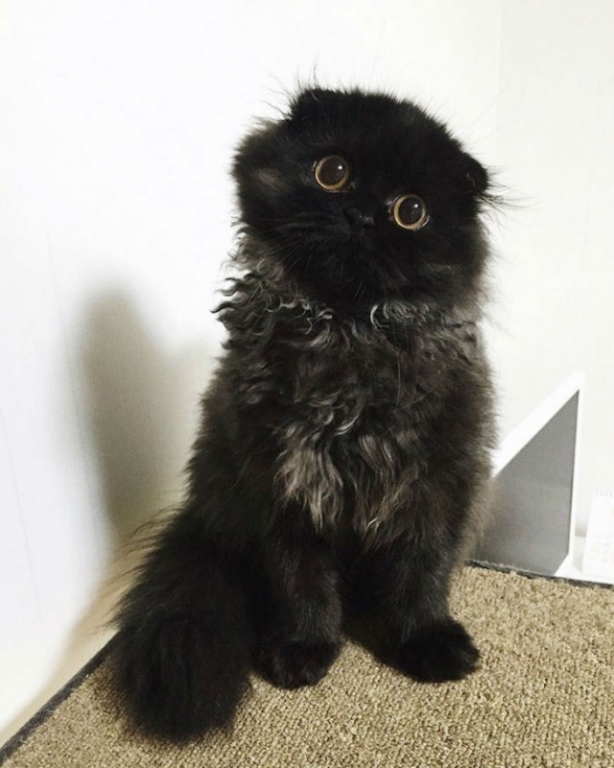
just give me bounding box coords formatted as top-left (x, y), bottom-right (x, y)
top-left (264, 309), bottom-right (456, 534)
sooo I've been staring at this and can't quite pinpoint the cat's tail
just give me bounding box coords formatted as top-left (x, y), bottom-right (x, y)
top-left (110, 513), bottom-right (253, 742)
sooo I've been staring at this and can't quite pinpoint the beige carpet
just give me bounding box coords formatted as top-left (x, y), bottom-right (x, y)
top-left (2, 567), bottom-right (613, 768)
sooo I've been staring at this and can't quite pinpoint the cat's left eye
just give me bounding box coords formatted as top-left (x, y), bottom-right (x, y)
top-left (314, 155), bottom-right (351, 191)
top-left (391, 194), bottom-right (429, 230)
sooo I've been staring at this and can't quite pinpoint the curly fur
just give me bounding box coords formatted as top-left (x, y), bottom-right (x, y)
top-left (112, 87), bottom-right (497, 743)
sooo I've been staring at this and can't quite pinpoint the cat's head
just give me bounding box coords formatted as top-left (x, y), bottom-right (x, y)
top-left (233, 87), bottom-right (491, 314)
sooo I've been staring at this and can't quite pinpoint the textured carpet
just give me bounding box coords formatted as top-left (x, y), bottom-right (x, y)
top-left (2, 567), bottom-right (613, 768)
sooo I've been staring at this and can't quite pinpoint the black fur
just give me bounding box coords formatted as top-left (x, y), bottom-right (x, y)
top-left (112, 87), bottom-right (496, 742)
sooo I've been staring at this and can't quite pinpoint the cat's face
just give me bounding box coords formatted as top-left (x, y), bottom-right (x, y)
top-left (233, 88), bottom-right (490, 313)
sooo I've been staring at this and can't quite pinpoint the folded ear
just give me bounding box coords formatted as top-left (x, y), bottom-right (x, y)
top-left (462, 152), bottom-right (490, 197)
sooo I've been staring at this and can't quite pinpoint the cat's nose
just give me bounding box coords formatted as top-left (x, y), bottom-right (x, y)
top-left (344, 209), bottom-right (376, 228)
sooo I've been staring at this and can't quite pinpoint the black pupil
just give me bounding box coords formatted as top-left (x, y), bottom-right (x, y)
top-left (319, 157), bottom-right (347, 187)
top-left (398, 196), bottom-right (424, 225)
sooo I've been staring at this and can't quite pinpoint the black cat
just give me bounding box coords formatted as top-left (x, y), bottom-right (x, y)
top-left (112, 87), bottom-right (496, 742)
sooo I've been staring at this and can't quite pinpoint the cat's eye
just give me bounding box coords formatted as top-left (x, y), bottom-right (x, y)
top-left (391, 194), bottom-right (429, 230)
top-left (314, 155), bottom-right (351, 191)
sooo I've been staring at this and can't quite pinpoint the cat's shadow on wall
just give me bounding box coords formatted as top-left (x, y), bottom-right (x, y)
top-left (83, 291), bottom-right (215, 546)
top-left (81, 290), bottom-right (216, 616)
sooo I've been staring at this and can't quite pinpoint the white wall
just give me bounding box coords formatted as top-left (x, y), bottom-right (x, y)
top-left (1, 0), bottom-right (612, 745)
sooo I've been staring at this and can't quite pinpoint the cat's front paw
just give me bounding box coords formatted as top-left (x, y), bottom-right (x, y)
top-left (396, 619), bottom-right (480, 683)
top-left (257, 640), bottom-right (340, 689)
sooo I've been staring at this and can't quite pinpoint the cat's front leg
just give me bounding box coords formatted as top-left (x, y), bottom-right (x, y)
top-left (255, 520), bottom-right (342, 689)
top-left (360, 533), bottom-right (479, 683)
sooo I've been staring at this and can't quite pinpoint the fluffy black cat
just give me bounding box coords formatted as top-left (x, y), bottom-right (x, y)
top-left (112, 87), bottom-right (496, 742)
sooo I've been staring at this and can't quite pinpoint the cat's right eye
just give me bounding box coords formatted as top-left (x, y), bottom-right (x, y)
top-left (314, 155), bottom-right (351, 192)
top-left (391, 194), bottom-right (429, 230)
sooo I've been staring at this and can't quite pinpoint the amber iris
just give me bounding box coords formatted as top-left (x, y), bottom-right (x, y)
top-left (314, 155), bottom-right (351, 191)
top-left (392, 194), bottom-right (429, 230)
